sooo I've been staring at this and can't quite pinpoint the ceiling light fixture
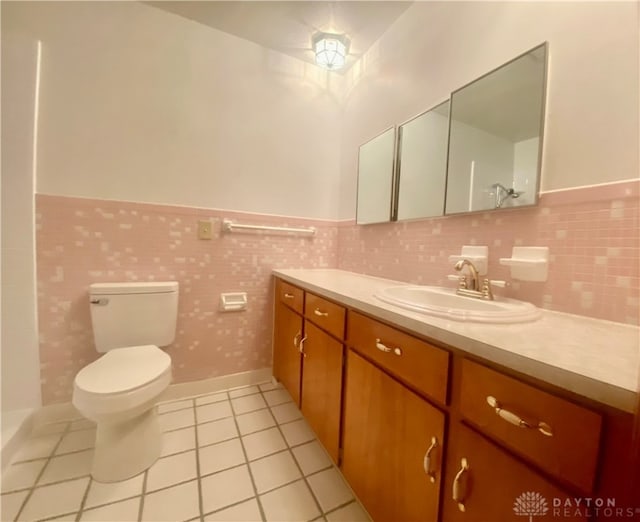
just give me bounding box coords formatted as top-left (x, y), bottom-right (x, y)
top-left (312, 32), bottom-right (350, 71)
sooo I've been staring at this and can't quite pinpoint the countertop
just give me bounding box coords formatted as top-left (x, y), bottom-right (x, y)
top-left (273, 268), bottom-right (640, 413)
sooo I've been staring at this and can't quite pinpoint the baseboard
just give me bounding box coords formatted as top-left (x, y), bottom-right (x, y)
top-left (31, 367), bottom-right (274, 427)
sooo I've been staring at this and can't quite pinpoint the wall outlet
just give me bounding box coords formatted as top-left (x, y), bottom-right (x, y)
top-left (197, 220), bottom-right (213, 240)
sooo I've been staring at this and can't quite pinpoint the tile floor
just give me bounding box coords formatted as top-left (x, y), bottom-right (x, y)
top-left (1, 382), bottom-right (371, 522)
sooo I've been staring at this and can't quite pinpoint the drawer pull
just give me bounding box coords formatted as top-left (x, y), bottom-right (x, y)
top-left (375, 339), bottom-right (392, 353)
top-left (375, 339), bottom-right (403, 356)
top-left (283, 293), bottom-right (295, 299)
top-left (299, 335), bottom-right (308, 358)
top-left (313, 308), bottom-right (329, 317)
top-left (293, 331), bottom-right (301, 348)
top-left (423, 436), bottom-right (438, 483)
top-left (486, 396), bottom-right (554, 437)
top-left (452, 457), bottom-right (469, 512)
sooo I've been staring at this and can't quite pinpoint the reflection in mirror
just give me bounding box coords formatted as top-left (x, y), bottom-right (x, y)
top-left (445, 43), bottom-right (547, 214)
top-left (356, 127), bottom-right (396, 224)
top-left (396, 100), bottom-right (450, 220)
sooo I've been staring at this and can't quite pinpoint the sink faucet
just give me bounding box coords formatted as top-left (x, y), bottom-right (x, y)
top-left (454, 259), bottom-right (480, 292)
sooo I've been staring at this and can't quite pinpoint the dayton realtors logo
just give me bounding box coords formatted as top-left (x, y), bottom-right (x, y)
top-left (514, 492), bottom-right (640, 519)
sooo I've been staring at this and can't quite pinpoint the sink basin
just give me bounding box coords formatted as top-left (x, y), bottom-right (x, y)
top-left (375, 286), bottom-right (540, 323)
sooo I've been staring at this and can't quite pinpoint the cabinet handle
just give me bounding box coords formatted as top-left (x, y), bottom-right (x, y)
top-left (452, 457), bottom-right (469, 512)
top-left (299, 335), bottom-right (308, 358)
top-left (375, 339), bottom-right (403, 356)
top-left (486, 396), bottom-right (553, 437)
top-left (283, 293), bottom-right (295, 299)
top-left (293, 331), bottom-right (301, 348)
top-left (314, 308), bottom-right (329, 317)
top-left (423, 436), bottom-right (438, 483)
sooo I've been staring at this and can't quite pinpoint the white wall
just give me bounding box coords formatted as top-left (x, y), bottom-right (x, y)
top-left (4, 1), bottom-right (343, 220)
top-left (1, 33), bottom-right (43, 413)
top-left (339, 1), bottom-right (639, 219)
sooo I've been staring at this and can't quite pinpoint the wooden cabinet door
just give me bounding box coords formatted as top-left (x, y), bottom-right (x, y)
top-left (342, 349), bottom-right (445, 522)
top-left (442, 424), bottom-right (587, 522)
top-left (300, 321), bottom-right (343, 463)
top-left (273, 301), bottom-right (303, 406)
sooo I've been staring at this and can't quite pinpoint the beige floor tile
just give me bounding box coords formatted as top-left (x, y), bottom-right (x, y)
top-left (292, 440), bottom-right (332, 475)
top-left (249, 451), bottom-right (301, 493)
top-left (200, 465), bottom-right (254, 514)
top-left (0, 490), bottom-right (29, 520)
top-left (159, 408), bottom-right (195, 432)
top-left (56, 428), bottom-right (96, 454)
top-left (141, 479), bottom-right (200, 522)
top-left (195, 392), bottom-right (228, 406)
top-left (196, 401), bottom-right (233, 423)
top-left (160, 426), bottom-right (196, 457)
top-left (263, 389), bottom-right (292, 407)
top-left (146, 450), bottom-right (197, 492)
top-left (259, 479), bottom-right (320, 521)
top-left (230, 394), bottom-right (267, 415)
top-left (80, 497), bottom-right (140, 521)
top-left (13, 433), bottom-right (62, 461)
top-left (236, 409), bottom-right (275, 435)
top-left (69, 419), bottom-right (95, 432)
top-left (84, 472), bottom-right (144, 508)
top-left (157, 399), bottom-right (193, 414)
top-left (199, 438), bottom-right (246, 476)
top-left (204, 498), bottom-right (261, 521)
top-left (280, 419), bottom-right (316, 447)
top-left (19, 477), bottom-right (89, 521)
top-left (307, 468), bottom-right (353, 512)
top-left (31, 421), bottom-right (68, 437)
top-left (270, 402), bottom-right (302, 424)
top-left (241, 427), bottom-right (287, 461)
top-left (258, 381), bottom-right (282, 392)
top-left (1, 459), bottom-right (47, 492)
top-left (39, 450), bottom-right (93, 485)
top-left (197, 417), bottom-right (238, 447)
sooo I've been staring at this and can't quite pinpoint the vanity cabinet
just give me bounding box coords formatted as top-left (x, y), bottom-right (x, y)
top-left (442, 424), bottom-right (587, 522)
top-left (342, 349), bottom-right (445, 522)
top-left (273, 280), bottom-right (304, 405)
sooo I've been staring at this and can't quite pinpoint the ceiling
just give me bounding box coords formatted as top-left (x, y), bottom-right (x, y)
top-left (146, 1), bottom-right (413, 72)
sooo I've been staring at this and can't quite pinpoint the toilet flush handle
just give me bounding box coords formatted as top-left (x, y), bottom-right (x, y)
top-left (90, 298), bottom-right (109, 306)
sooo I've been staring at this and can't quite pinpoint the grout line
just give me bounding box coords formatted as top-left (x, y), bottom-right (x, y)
top-left (259, 390), bottom-right (324, 520)
top-left (231, 405), bottom-right (267, 522)
top-left (74, 475), bottom-right (93, 521)
top-left (323, 498), bottom-right (359, 517)
top-left (200, 496), bottom-right (259, 520)
top-left (137, 469), bottom-right (148, 522)
top-left (191, 400), bottom-right (205, 522)
top-left (37, 509), bottom-right (78, 521)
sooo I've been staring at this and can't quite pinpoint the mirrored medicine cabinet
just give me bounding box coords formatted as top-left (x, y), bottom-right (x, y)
top-left (354, 42), bottom-right (548, 224)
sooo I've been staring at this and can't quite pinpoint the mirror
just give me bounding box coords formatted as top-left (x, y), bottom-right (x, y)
top-left (356, 127), bottom-right (396, 224)
top-left (396, 100), bottom-right (450, 220)
top-left (445, 43), bottom-right (547, 214)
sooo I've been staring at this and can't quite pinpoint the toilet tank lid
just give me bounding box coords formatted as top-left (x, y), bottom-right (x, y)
top-left (90, 281), bottom-right (178, 295)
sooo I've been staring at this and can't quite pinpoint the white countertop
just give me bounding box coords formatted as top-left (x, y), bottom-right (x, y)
top-left (274, 268), bottom-right (640, 413)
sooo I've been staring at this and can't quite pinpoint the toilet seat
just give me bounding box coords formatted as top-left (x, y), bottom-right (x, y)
top-left (73, 345), bottom-right (171, 418)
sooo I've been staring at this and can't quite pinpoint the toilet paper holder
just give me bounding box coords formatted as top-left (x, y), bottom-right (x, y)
top-left (219, 292), bottom-right (248, 312)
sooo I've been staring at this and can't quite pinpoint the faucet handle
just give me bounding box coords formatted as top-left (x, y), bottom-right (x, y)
top-left (448, 274), bottom-right (467, 289)
top-left (489, 280), bottom-right (508, 288)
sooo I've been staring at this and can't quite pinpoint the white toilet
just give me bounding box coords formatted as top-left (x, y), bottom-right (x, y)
top-left (72, 281), bottom-right (178, 483)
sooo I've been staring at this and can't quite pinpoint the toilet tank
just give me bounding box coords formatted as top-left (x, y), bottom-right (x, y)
top-left (89, 282), bottom-right (179, 353)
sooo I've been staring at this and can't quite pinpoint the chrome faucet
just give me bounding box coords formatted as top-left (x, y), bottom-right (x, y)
top-left (491, 183), bottom-right (522, 208)
top-left (454, 259), bottom-right (480, 292)
top-left (453, 259), bottom-right (496, 300)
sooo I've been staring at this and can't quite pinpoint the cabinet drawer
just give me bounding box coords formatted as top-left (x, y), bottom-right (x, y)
top-left (275, 278), bottom-right (304, 314)
top-left (304, 293), bottom-right (346, 340)
top-left (459, 359), bottom-right (602, 493)
top-left (347, 311), bottom-right (449, 404)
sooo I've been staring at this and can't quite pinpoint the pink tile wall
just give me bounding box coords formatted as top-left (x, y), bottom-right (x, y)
top-left (36, 195), bottom-right (337, 404)
top-left (338, 181), bottom-right (639, 325)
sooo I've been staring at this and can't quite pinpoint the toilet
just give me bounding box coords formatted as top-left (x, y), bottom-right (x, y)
top-left (72, 281), bottom-right (178, 482)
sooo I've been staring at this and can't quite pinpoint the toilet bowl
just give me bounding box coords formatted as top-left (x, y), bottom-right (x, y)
top-left (73, 345), bottom-right (172, 482)
top-left (72, 281), bottom-right (178, 483)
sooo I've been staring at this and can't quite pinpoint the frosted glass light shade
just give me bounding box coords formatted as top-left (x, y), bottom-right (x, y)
top-left (313, 32), bottom-right (349, 71)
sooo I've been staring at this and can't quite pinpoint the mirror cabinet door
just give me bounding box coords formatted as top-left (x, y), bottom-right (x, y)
top-left (445, 43), bottom-right (547, 214)
top-left (396, 100), bottom-right (450, 221)
top-left (356, 127), bottom-right (396, 225)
